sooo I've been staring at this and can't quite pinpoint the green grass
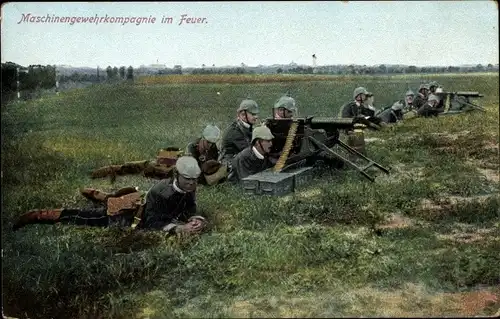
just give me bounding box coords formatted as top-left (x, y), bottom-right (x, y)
top-left (2, 73), bottom-right (499, 318)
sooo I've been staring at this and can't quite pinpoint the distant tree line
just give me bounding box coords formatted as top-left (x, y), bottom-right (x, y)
top-left (1, 62), bottom-right (135, 103)
top-left (189, 67), bottom-right (254, 75)
top-left (285, 63), bottom-right (497, 75)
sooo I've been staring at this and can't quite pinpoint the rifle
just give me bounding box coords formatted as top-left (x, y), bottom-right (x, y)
top-left (264, 116), bottom-right (390, 182)
top-left (435, 91), bottom-right (486, 113)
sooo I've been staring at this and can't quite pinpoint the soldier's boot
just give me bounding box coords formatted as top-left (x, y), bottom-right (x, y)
top-left (13, 208), bottom-right (64, 231)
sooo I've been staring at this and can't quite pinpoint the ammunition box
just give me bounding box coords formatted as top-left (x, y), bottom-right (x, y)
top-left (289, 166), bottom-right (314, 189)
top-left (241, 166), bottom-right (315, 196)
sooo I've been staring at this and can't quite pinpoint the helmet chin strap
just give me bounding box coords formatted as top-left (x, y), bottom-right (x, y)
top-left (244, 111), bottom-right (253, 130)
top-left (257, 140), bottom-right (264, 154)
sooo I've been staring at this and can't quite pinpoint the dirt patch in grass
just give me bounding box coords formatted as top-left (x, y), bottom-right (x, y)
top-left (376, 163), bottom-right (425, 183)
top-left (477, 168), bottom-right (499, 183)
top-left (437, 226), bottom-right (499, 244)
top-left (376, 213), bottom-right (416, 230)
top-left (226, 284), bottom-right (500, 317)
top-left (419, 194), bottom-right (494, 214)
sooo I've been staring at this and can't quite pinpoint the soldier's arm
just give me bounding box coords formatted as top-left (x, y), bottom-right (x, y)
top-left (341, 104), bottom-right (354, 118)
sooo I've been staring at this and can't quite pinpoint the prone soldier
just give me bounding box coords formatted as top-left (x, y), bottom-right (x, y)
top-left (13, 156), bottom-right (208, 236)
top-left (376, 101), bottom-right (405, 124)
top-left (413, 84), bottom-right (429, 111)
top-left (339, 86), bottom-right (372, 118)
top-left (218, 98), bottom-right (260, 169)
top-left (228, 125), bottom-right (275, 182)
top-left (416, 94), bottom-right (443, 117)
top-left (185, 124), bottom-right (228, 185)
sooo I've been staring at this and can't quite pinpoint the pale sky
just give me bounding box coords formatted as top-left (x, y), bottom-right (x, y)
top-left (1, 1), bottom-right (498, 68)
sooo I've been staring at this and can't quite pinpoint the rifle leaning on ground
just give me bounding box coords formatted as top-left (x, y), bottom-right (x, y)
top-left (264, 116), bottom-right (390, 182)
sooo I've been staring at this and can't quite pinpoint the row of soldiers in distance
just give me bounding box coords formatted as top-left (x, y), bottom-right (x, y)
top-left (11, 84), bottom-right (442, 234)
top-left (340, 81), bottom-right (445, 124)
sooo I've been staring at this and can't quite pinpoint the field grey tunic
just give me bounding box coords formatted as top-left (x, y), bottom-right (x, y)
top-left (229, 146), bottom-right (273, 182)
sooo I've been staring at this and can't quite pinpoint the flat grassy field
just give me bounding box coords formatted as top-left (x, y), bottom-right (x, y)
top-left (1, 73), bottom-right (499, 319)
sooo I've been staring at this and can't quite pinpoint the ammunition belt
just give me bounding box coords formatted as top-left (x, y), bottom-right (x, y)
top-left (273, 121), bottom-right (299, 172)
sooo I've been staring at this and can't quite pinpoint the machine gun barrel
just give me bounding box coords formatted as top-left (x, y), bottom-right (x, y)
top-left (437, 91), bottom-right (484, 98)
top-left (309, 116), bottom-right (381, 130)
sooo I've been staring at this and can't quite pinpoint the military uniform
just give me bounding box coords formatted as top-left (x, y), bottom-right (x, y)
top-left (135, 178), bottom-right (200, 231)
top-left (219, 98), bottom-right (260, 170)
top-left (228, 125), bottom-right (275, 182)
top-left (413, 84), bottom-right (429, 111)
top-left (229, 146), bottom-right (274, 182)
top-left (219, 119), bottom-right (253, 164)
top-left (376, 105), bottom-right (404, 124)
top-left (416, 94), bottom-right (443, 117)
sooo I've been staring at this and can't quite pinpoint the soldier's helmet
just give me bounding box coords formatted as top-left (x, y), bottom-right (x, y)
top-left (251, 125), bottom-right (275, 144)
top-left (419, 83), bottom-right (430, 91)
top-left (427, 94), bottom-right (440, 103)
top-left (176, 156), bottom-right (201, 179)
top-left (202, 124), bottom-right (221, 143)
top-left (273, 96), bottom-right (297, 112)
top-left (353, 87), bottom-right (368, 99)
top-left (428, 81), bottom-right (439, 88)
top-left (406, 89), bottom-right (415, 96)
top-left (237, 98), bottom-right (260, 114)
top-left (391, 102), bottom-right (404, 111)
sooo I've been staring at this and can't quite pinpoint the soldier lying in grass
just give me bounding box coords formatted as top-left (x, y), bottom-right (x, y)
top-left (218, 98), bottom-right (260, 169)
top-left (91, 125), bottom-right (227, 186)
top-left (228, 125), bottom-right (275, 182)
top-left (13, 156), bottom-right (208, 236)
top-left (184, 124), bottom-right (228, 186)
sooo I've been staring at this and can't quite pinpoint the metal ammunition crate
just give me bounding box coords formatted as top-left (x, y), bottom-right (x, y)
top-left (241, 166), bottom-right (315, 196)
top-left (290, 166), bottom-right (314, 189)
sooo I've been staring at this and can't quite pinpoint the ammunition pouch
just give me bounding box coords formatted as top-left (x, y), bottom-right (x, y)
top-left (106, 192), bottom-right (143, 216)
top-left (204, 164), bottom-right (229, 186)
top-left (201, 160), bottom-right (222, 175)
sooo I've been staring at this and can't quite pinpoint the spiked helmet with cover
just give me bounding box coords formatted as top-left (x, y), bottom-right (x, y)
top-left (176, 156), bottom-right (201, 179)
top-left (353, 87), bottom-right (368, 99)
top-left (418, 83), bottom-right (430, 91)
top-left (428, 81), bottom-right (439, 88)
top-left (251, 125), bottom-right (274, 144)
top-left (406, 89), bottom-right (415, 96)
top-left (273, 96), bottom-right (297, 112)
top-left (202, 124), bottom-right (221, 143)
top-left (237, 98), bottom-right (260, 114)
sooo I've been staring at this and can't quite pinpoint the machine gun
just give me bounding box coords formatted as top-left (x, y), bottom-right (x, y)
top-left (264, 116), bottom-right (390, 182)
top-left (436, 91), bottom-right (485, 113)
